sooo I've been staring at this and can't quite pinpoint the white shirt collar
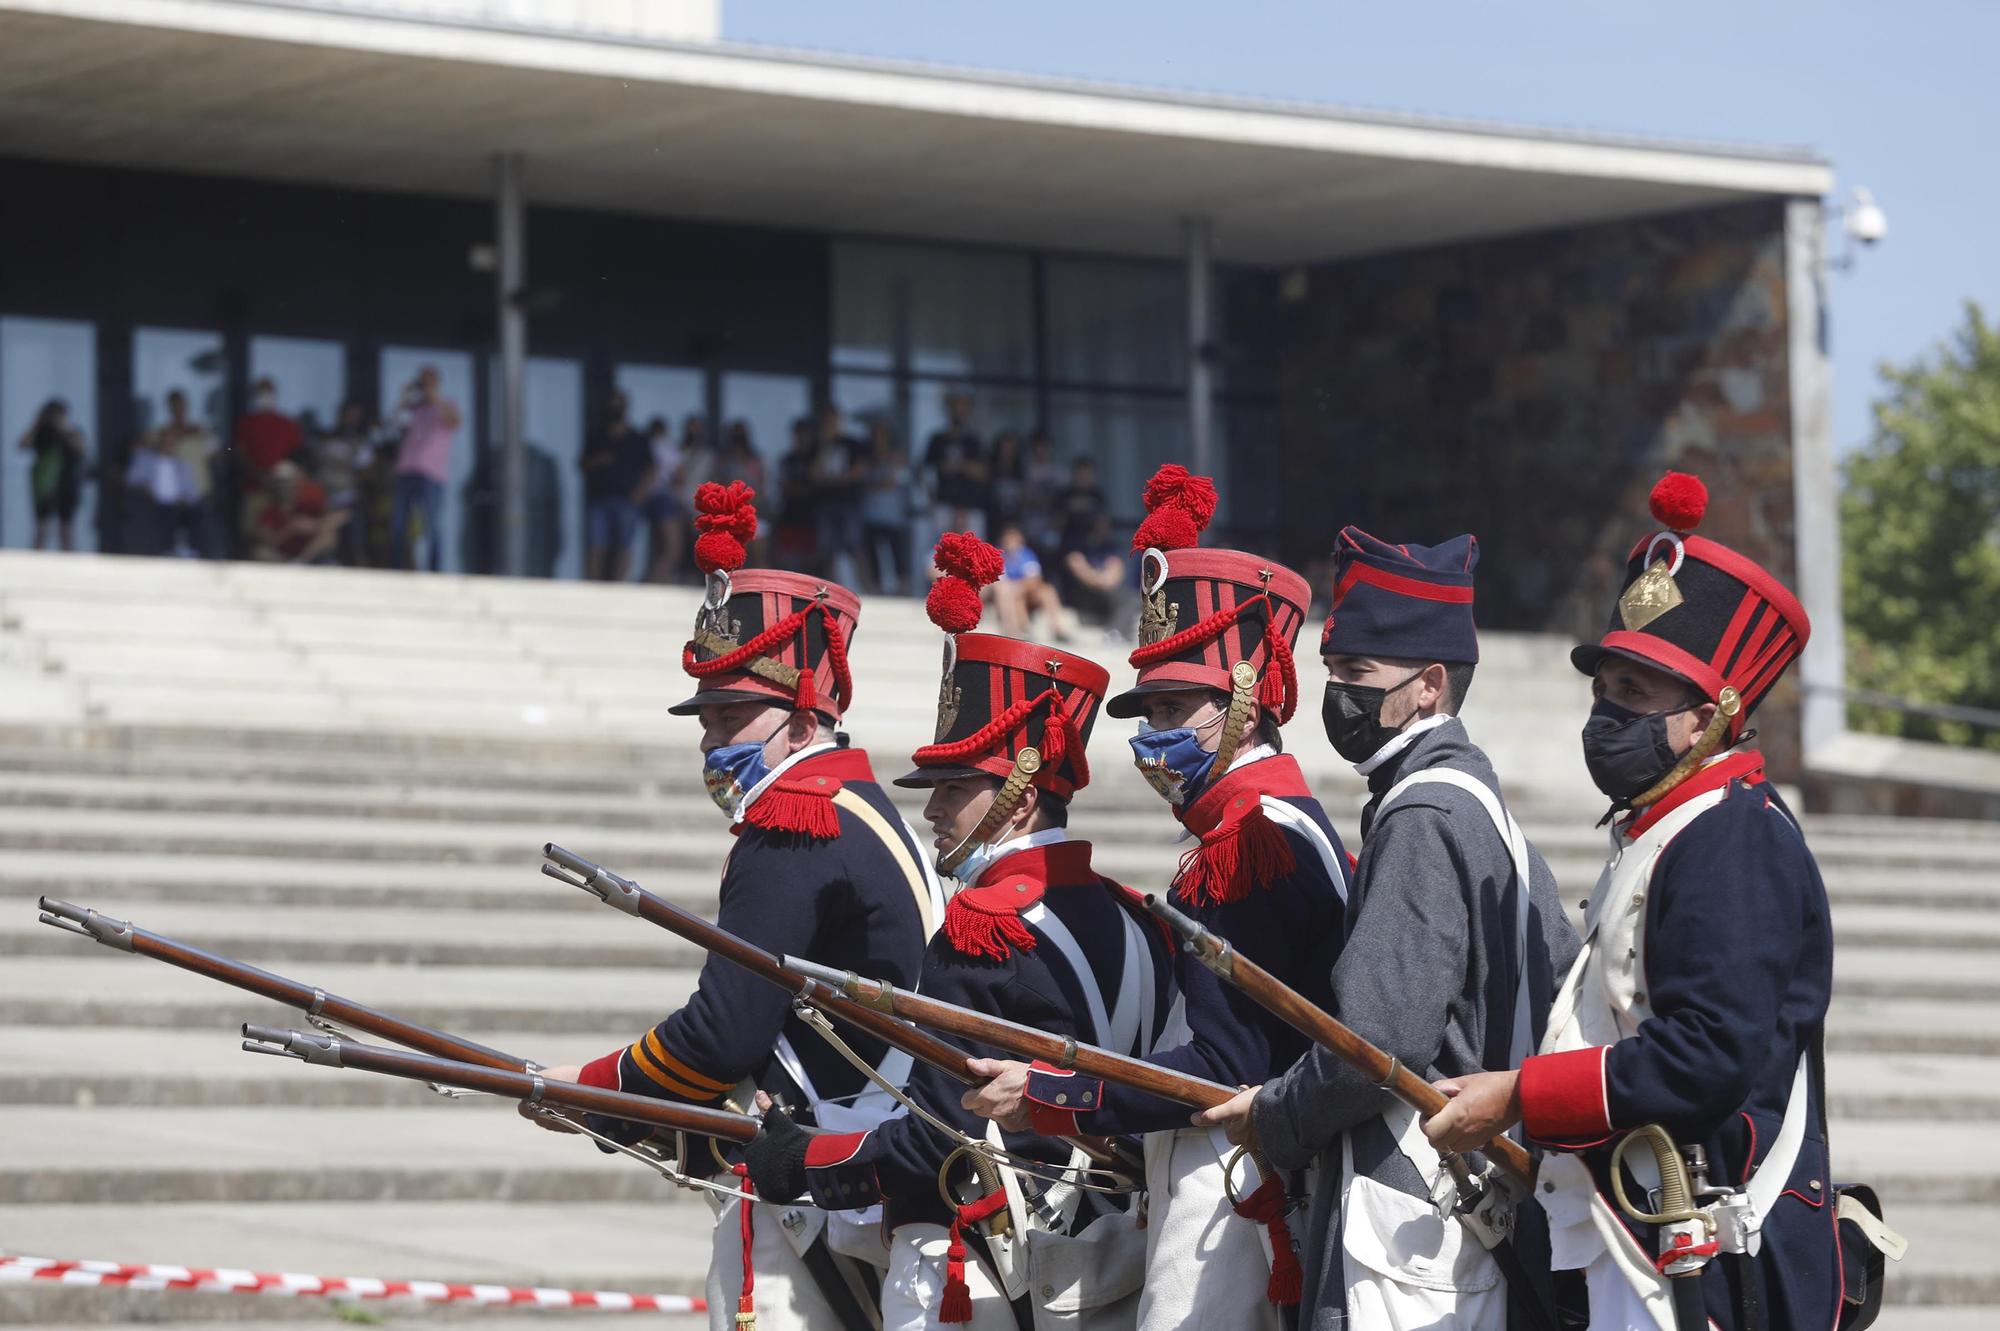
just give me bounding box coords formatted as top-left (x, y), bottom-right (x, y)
top-left (733, 739), bottom-right (840, 825)
top-left (1353, 713), bottom-right (1455, 776)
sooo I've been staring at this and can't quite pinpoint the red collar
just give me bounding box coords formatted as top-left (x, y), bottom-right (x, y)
top-left (787, 747), bottom-right (876, 785)
top-left (969, 839), bottom-right (1097, 893)
top-left (1622, 750), bottom-right (1765, 840)
top-left (1180, 754), bottom-right (1311, 837)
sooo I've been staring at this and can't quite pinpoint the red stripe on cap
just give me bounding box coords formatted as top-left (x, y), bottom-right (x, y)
top-left (1335, 562), bottom-right (1476, 605)
top-left (1711, 590), bottom-right (1763, 679)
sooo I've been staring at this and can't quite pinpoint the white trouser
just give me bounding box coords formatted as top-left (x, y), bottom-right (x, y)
top-left (1135, 1127), bottom-right (1282, 1331)
top-left (882, 1222), bottom-right (1018, 1331)
top-left (705, 1197), bottom-right (866, 1331)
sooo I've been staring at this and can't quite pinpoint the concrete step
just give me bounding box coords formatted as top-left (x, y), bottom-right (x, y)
top-left (0, 1107), bottom-right (704, 1205)
top-left (0, 957), bottom-right (688, 1036)
top-left (0, 1199), bottom-right (710, 1324)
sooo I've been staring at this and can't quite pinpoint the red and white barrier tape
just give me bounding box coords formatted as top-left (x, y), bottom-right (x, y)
top-left (0, 1254), bottom-right (705, 1313)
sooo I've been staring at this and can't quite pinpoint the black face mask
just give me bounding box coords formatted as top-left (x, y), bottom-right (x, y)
top-left (1322, 670), bottom-right (1427, 764)
top-left (1580, 699), bottom-right (1692, 802)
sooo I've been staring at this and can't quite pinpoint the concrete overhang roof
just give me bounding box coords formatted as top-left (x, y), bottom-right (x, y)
top-left (0, 0), bottom-right (1836, 264)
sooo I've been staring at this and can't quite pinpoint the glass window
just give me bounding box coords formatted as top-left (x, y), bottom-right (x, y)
top-left (381, 348), bottom-right (476, 574)
top-left (0, 317), bottom-right (97, 551)
top-left (833, 242), bottom-right (1035, 379)
top-left (487, 356), bottom-right (584, 580)
top-left (133, 327), bottom-right (226, 439)
top-left (1047, 390), bottom-right (1200, 526)
top-left (617, 364), bottom-right (706, 583)
top-left (719, 371), bottom-right (808, 507)
top-left (1045, 259), bottom-right (1186, 390)
top-left (249, 336), bottom-right (346, 435)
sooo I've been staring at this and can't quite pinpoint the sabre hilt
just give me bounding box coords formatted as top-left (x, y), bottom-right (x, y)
top-left (1143, 893), bottom-right (1233, 978)
top-left (241, 1024), bottom-right (343, 1066)
top-left (543, 843), bottom-right (642, 915)
top-left (36, 897), bottom-right (136, 952)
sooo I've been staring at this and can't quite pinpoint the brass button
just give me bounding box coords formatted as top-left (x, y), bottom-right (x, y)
top-left (1633, 991), bottom-right (1646, 1005)
top-left (1055, 1093), bottom-right (1068, 1105)
top-left (1809, 1179), bottom-right (1821, 1191)
top-left (816, 777), bottom-right (827, 786)
top-left (1631, 894), bottom-right (1645, 907)
top-left (1543, 1182), bottom-right (1556, 1194)
top-left (1016, 883), bottom-right (1029, 893)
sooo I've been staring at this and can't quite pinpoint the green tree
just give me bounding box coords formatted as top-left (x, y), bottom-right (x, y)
top-left (1842, 301), bottom-right (2000, 749)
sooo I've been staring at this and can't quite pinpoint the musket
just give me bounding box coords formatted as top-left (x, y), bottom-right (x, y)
top-left (1145, 895), bottom-right (1561, 1331)
top-left (241, 1024), bottom-right (758, 1143)
top-left (782, 954), bottom-right (1239, 1112)
top-left (542, 843), bottom-right (982, 1087)
top-left (1144, 893), bottom-right (1535, 1187)
top-left (37, 897), bottom-right (531, 1071)
top-left (543, 844), bottom-right (1141, 1175)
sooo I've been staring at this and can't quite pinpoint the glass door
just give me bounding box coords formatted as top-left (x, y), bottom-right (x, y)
top-left (249, 336), bottom-right (346, 438)
top-left (615, 363), bottom-right (705, 582)
top-left (0, 317), bottom-right (98, 551)
top-left (487, 356), bottom-right (583, 580)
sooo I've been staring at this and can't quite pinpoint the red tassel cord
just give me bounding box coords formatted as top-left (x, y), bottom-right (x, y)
top-left (909, 687), bottom-right (1088, 791)
top-left (942, 896), bottom-right (1040, 962)
top-left (1232, 1171), bottom-right (1303, 1306)
top-left (731, 1163), bottom-right (757, 1329)
top-left (1128, 590), bottom-right (1297, 724)
top-left (682, 598), bottom-right (854, 716)
top-left (741, 778), bottom-right (842, 839)
top-left (939, 1188), bottom-right (1013, 1323)
top-left (1174, 804), bottom-right (1297, 907)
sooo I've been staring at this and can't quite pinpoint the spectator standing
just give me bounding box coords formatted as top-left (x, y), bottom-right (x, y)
top-left (356, 441), bottom-right (400, 569)
top-left (580, 389), bottom-right (654, 582)
top-left (233, 377), bottom-right (302, 499)
top-left (859, 419), bottom-right (913, 594)
top-left (123, 427), bottom-right (198, 556)
top-left (1055, 455), bottom-right (1109, 552)
top-left (1020, 427), bottom-right (1065, 552)
top-left (676, 414), bottom-right (717, 512)
top-left (985, 428), bottom-right (1025, 536)
top-left (391, 366), bottom-right (461, 572)
top-left (921, 387), bottom-right (988, 539)
top-left (713, 420), bottom-right (767, 566)
top-left (311, 398), bottom-right (374, 565)
top-left (1061, 512), bottom-right (1138, 639)
top-left (774, 416), bottom-right (819, 571)
top-left (18, 398), bottom-right (87, 551)
top-left (810, 404), bottom-right (865, 589)
top-left (640, 414), bottom-right (687, 585)
top-left (990, 521), bottom-right (1070, 641)
top-left (154, 390), bottom-right (218, 557)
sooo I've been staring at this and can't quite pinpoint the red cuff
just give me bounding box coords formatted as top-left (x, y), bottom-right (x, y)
top-left (577, 1051), bottom-right (622, 1091)
top-left (1519, 1047), bottom-right (1611, 1144)
top-left (1028, 1103), bottom-right (1083, 1137)
top-left (804, 1131), bottom-right (869, 1168)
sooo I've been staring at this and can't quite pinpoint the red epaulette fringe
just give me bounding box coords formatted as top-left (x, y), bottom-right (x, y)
top-left (943, 897), bottom-right (1039, 962)
top-left (742, 779), bottom-right (841, 839)
top-left (1174, 805), bottom-right (1296, 906)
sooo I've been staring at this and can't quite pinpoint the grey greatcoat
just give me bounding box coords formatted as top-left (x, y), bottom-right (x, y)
top-left (1252, 717), bottom-right (1582, 1329)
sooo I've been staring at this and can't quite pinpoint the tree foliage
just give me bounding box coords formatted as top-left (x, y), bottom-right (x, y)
top-left (1842, 301), bottom-right (2000, 748)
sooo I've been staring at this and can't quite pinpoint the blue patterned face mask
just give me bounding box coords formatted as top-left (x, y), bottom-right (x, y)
top-left (702, 740), bottom-right (775, 817)
top-left (1129, 718), bottom-right (1221, 807)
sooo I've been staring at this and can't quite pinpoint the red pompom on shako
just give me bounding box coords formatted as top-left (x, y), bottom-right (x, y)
top-left (1648, 471), bottom-right (1709, 533)
top-left (1132, 463), bottom-right (1218, 554)
top-left (691, 480), bottom-right (758, 573)
top-left (925, 532), bottom-right (1003, 635)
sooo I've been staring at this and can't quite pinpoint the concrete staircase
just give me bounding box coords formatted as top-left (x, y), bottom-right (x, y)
top-left (0, 552), bottom-right (1990, 1326)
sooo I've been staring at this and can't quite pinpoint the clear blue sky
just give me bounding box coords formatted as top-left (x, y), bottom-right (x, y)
top-left (728, 0), bottom-right (1997, 453)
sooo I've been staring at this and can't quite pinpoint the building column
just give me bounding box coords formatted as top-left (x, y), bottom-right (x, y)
top-left (1785, 197), bottom-right (1844, 763)
top-left (1184, 216), bottom-right (1215, 477)
top-left (494, 151), bottom-right (528, 578)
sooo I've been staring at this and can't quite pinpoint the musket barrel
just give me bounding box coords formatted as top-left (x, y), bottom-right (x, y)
top-left (238, 1026), bottom-right (758, 1143)
top-left (1143, 894), bottom-right (1536, 1187)
top-left (37, 898), bottom-right (528, 1072)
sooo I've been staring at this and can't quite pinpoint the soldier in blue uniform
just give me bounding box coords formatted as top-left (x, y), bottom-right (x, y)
top-left (540, 481), bottom-right (945, 1331)
top-left (1425, 472), bottom-right (1847, 1331)
top-left (1197, 522), bottom-right (1579, 1330)
top-left (962, 466), bottom-right (1351, 1330)
top-left (746, 532), bottom-right (1171, 1330)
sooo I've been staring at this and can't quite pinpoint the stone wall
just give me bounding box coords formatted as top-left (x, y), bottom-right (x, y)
top-left (1275, 199), bottom-right (1803, 774)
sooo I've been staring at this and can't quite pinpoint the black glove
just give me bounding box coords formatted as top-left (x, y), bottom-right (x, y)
top-left (744, 1104), bottom-right (812, 1202)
